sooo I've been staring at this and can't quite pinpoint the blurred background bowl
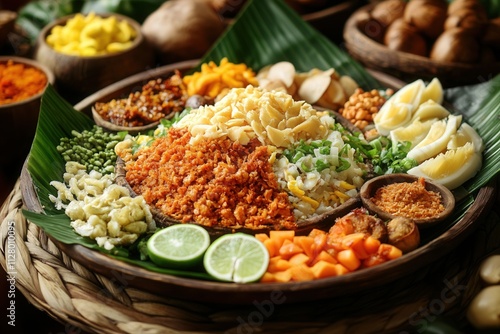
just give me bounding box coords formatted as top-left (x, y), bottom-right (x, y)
top-left (343, 3), bottom-right (500, 87)
top-left (0, 56), bottom-right (55, 172)
top-left (0, 10), bottom-right (17, 48)
top-left (221, 0), bottom-right (363, 44)
top-left (300, 0), bottom-right (362, 43)
top-left (33, 12), bottom-right (155, 103)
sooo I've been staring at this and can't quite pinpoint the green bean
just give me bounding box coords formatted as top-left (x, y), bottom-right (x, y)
top-left (56, 125), bottom-right (123, 174)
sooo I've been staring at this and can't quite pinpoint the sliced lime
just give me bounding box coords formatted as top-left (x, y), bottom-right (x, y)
top-left (203, 233), bottom-right (269, 283)
top-left (147, 224), bottom-right (210, 269)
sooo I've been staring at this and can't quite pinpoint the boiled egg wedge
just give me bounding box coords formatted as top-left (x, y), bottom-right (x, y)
top-left (411, 100), bottom-right (450, 122)
top-left (419, 77), bottom-right (444, 105)
top-left (374, 79), bottom-right (425, 136)
top-left (407, 142), bottom-right (482, 190)
top-left (390, 118), bottom-right (436, 149)
top-left (407, 114), bottom-right (462, 163)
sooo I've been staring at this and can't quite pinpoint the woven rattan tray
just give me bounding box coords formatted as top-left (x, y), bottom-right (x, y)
top-left (1, 178), bottom-right (499, 333)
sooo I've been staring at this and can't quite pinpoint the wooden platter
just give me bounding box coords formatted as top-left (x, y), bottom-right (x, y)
top-left (20, 61), bottom-right (498, 304)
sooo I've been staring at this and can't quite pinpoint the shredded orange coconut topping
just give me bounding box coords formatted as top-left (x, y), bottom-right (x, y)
top-left (0, 60), bottom-right (47, 105)
top-left (125, 128), bottom-right (296, 230)
top-left (370, 177), bottom-right (444, 219)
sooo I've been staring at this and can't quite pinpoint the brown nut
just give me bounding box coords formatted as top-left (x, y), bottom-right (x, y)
top-left (430, 27), bottom-right (480, 63)
top-left (448, 0), bottom-right (486, 15)
top-left (404, 0), bottom-right (447, 39)
top-left (371, 0), bottom-right (406, 28)
top-left (445, 8), bottom-right (488, 35)
top-left (384, 18), bottom-right (428, 57)
top-left (386, 216), bottom-right (420, 253)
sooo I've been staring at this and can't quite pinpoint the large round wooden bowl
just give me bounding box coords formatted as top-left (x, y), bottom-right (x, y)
top-left (33, 13), bottom-right (155, 102)
top-left (343, 4), bottom-right (500, 88)
top-left (20, 61), bottom-right (497, 304)
top-left (20, 162), bottom-right (498, 304)
top-left (0, 56), bottom-right (55, 170)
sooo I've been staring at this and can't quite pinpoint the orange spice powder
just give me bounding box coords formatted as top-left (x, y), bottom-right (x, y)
top-left (370, 177), bottom-right (445, 219)
top-left (0, 60), bottom-right (48, 105)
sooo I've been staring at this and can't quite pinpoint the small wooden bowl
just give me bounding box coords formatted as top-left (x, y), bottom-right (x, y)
top-left (300, 0), bottom-right (362, 43)
top-left (0, 56), bottom-right (55, 170)
top-left (91, 107), bottom-right (160, 134)
top-left (343, 4), bottom-right (500, 88)
top-left (0, 10), bottom-right (16, 47)
top-left (359, 174), bottom-right (455, 228)
top-left (33, 13), bottom-right (155, 102)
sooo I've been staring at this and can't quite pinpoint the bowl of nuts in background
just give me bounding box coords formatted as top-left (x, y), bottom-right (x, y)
top-left (33, 12), bottom-right (155, 102)
top-left (343, 0), bottom-right (500, 87)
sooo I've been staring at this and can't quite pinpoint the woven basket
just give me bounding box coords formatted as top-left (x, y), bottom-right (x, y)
top-left (1, 177), bottom-right (499, 333)
top-left (343, 4), bottom-right (500, 88)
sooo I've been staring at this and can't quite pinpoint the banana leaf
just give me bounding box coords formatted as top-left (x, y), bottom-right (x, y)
top-left (23, 0), bottom-right (500, 278)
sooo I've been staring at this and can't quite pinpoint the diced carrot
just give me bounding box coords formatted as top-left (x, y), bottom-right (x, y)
top-left (363, 254), bottom-right (385, 268)
top-left (311, 250), bottom-right (337, 265)
top-left (378, 244), bottom-right (403, 260)
top-left (329, 220), bottom-right (355, 236)
top-left (289, 253), bottom-right (310, 266)
top-left (311, 232), bottom-right (327, 254)
top-left (337, 249), bottom-right (361, 271)
top-left (340, 232), bottom-right (365, 248)
top-left (363, 236), bottom-right (381, 255)
top-left (263, 239), bottom-right (277, 257)
top-left (255, 233), bottom-right (269, 243)
top-left (308, 228), bottom-right (327, 238)
top-left (340, 233), bottom-right (369, 259)
top-left (333, 263), bottom-right (350, 276)
top-left (274, 269), bottom-right (292, 283)
top-left (268, 256), bottom-right (291, 273)
top-left (290, 264), bottom-right (315, 282)
top-left (269, 230), bottom-right (295, 249)
top-left (279, 239), bottom-right (303, 259)
top-left (311, 260), bottom-right (338, 279)
top-left (293, 236), bottom-right (316, 259)
top-left (260, 272), bottom-right (275, 283)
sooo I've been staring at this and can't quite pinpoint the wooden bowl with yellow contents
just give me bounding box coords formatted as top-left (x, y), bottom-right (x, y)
top-left (33, 12), bottom-right (155, 102)
top-left (359, 173), bottom-right (455, 228)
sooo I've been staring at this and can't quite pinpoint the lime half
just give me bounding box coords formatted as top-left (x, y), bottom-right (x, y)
top-left (203, 233), bottom-right (269, 283)
top-left (147, 224), bottom-right (210, 269)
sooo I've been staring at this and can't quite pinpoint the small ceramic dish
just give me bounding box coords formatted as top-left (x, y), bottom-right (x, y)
top-left (359, 173), bottom-right (455, 228)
